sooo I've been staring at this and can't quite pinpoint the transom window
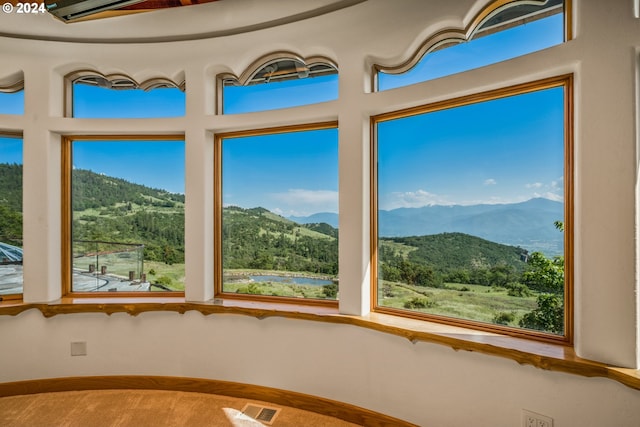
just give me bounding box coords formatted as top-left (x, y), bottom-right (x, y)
top-left (0, 78), bottom-right (24, 115)
top-left (62, 137), bottom-right (185, 295)
top-left (215, 123), bottom-right (339, 304)
top-left (372, 75), bottom-right (573, 342)
top-left (375, 0), bottom-right (569, 91)
top-left (219, 54), bottom-right (338, 114)
top-left (66, 71), bottom-right (185, 118)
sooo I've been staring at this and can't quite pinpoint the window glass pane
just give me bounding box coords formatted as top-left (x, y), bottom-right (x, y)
top-left (0, 91), bottom-right (24, 115)
top-left (71, 140), bottom-right (185, 292)
top-left (376, 86), bottom-right (566, 335)
top-left (0, 136), bottom-right (23, 296)
top-left (220, 127), bottom-right (338, 300)
top-left (378, 5), bottom-right (564, 91)
top-left (72, 83), bottom-right (185, 118)
top-left (223, 62), bottom-right (338, 114)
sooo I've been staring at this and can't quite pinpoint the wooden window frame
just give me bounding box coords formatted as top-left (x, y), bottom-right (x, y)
top-left (214, 122), bottom-right (339, 307)
top-left (370, 74), bottom-right (574, 344)
top-left (61, 135), bottom-right (186, 298)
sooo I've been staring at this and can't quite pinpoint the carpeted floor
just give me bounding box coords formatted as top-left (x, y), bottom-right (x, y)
top-left (0, 389), bottom-right (361, 426)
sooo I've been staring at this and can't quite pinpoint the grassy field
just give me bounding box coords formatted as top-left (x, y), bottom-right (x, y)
top-left (379, 281), bottom-right (538, 327)
top-left (223, 269), bottom-right (336, 299)
top-left (145, 261), bottom-right (185, 291)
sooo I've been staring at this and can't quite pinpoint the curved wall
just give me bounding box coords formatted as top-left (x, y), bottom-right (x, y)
top-left (1, 1), bottom-right (640, 425)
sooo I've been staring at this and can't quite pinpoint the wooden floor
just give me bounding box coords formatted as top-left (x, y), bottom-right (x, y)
top-left (0, 389), bottom-right (361, 427)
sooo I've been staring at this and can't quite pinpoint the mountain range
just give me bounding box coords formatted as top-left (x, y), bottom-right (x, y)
top-left (289, 198), bottom-right (564, 255)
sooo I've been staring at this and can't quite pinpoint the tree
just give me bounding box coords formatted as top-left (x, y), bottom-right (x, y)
top-left (521, 252), bottom-right (564, 294)
top-left (519, 293), bottom-right (564, 334)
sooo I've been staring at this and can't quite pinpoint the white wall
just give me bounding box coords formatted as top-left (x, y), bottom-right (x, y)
top-left (1, 0), bottom-right (639, 425)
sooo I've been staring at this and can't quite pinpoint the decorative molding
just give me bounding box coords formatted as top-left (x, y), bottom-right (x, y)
top-left (0, 375), bottom-right (418, 426)
top-left (1, 297), bottom-right (639, 392)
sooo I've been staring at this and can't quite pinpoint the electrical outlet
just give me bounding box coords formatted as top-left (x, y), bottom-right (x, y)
top-left (70, 341), bottom-right (87, 356)
top-left (522, 410), bottom-right (553, 427)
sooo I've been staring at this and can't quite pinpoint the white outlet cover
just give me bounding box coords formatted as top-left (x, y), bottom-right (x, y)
top-left (522, 409), bottom-right (553, 427)
top-left (70, 341), bottom-right (87, 356)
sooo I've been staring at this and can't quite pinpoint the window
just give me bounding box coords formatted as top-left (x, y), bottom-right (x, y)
top-left (62, 137), bottom-right (185, 294)
top-left (215, 123), bottom-right (339, 303)
top-left (66, 71), bottom-right (185, 118)
top-left (375, 0), bottom-right (569, 91)
top-left (0, 78), bottom-right (24, 115)
top-left (0, 134), bottom-right (23, 299)
top-left (372, 75), bottom-right (573, 341)
top-left (219, 54), bottom-right (338, 114)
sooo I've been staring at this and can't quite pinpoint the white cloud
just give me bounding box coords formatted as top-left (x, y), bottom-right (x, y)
top-left (484, 178), bottom-right (497, 186)
top-left (269, 189), bottom-right (338, 216)
top-left (526, 182), bottom-right (543, 189)
top-left (380, 189), bottom-right (453, 210)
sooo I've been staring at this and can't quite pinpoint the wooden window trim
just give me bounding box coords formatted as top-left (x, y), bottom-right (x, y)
top-left (214, 122), bottom-right (339, 307)
top-left (370, 74), bottom-right (574, 345)
top-left (1, 297), bottom-right (638, 392)
top-left (61, 135), bottom-right (185, 298)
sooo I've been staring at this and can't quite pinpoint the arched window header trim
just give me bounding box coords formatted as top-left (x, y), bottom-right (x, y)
top-left (65, 70), bottom-right (186, 92)
top-left (371, 0), bottom-right (569, 89)
top-left (0, 74), bottom-right (24, 94)
top-left (219, 52), bottom-right (338, 87)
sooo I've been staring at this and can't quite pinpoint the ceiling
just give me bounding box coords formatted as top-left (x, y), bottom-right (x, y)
top-left (0, 0), bottom-right (366, 44)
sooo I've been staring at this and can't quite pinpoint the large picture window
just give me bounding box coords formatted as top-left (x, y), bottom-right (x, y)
top-left (215, 123), bottom-right (339, 304)
top-left (372, 75), bottom-right (573, 341)
top-left (0, 134), bottom-right (22, 299)
top-left (62, 137), bottom-right (185, 294)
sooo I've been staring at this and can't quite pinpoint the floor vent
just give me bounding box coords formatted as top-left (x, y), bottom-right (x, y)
top-left (240, 403), bottom-right (281, 425)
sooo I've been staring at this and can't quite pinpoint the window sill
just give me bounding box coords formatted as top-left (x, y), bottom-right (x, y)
top-left (1, 297), bottom-right (639, 391)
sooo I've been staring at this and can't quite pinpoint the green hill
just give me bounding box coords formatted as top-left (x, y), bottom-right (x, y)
top-left (222, 206), bottom-right (338, 275)
top-left (379, 232), bottom-right (528, 287)
top-left (0, 163), bottom-right (23, 246)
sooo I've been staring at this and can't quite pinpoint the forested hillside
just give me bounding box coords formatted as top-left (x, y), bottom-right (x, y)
top-left (0, 163), bottom-right (22, 246)
top-left (222, 206), bottom-right (338, 275)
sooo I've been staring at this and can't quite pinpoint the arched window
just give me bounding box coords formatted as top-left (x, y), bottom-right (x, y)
top-left (375, 0), bottom-right (570, 91)
top-left (66, 71), bottom-right (185, 118)
top-left (218, 53), bottom-right (338, 114)
top-left (0, 74), bottom-right (24, 115)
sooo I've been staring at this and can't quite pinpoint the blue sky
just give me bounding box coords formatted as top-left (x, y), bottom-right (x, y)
top-left (377, 87), bottom-right (564, 210)
top-left (222, 128), bottom-right (338, 217)
top-left (379, 14), bottom-right (563, 90)
top-left (0, 137), bottom-right (22, 164)
top-left (0, 92), bottom-right (24, 115)
top-left (73, 85), bottom-right (185, 118)
top-left (224, 74), bottom-right (338, 114)
top-left (73, 141), bottom-right (185, 194)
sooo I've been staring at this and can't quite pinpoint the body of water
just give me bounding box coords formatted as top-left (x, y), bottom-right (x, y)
top-left (250, 275), bottom-right (333, 286)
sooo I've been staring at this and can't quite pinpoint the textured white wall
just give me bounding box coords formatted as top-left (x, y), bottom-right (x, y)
top-left (1, 0), bottom-right (639, 425)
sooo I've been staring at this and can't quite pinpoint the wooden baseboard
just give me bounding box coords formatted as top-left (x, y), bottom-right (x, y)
top-left (0, 375), bottom-right (417, 427)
